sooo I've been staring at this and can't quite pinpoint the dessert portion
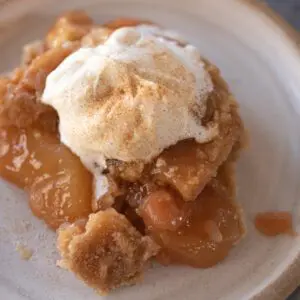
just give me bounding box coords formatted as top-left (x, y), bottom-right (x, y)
top-left (0, 11), bottom-right (246, 294)
top-left (57, 209), bottom-right (159, 294)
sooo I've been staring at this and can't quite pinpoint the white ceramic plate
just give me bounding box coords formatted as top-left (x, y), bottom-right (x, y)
top-left (1, 0), bottom-right (300, 299)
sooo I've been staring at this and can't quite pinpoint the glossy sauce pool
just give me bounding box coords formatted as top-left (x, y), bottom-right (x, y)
top-left (255, 211), bottom-right (296, 236)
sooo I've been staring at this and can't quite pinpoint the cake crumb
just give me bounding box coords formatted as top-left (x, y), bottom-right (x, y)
top-left (16, 243), bottom-right (33, 260)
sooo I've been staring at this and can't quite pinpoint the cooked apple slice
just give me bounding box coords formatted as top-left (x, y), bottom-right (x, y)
top-left (0, 126), bottom-right (93, 229)
top-left (148, 185), bottom-right (245, 268)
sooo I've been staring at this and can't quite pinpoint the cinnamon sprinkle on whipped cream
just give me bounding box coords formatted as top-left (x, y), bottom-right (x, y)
top-left (42, 26), bottom-right (217, 170)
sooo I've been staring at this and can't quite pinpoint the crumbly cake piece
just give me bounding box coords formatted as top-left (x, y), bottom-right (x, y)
top-left (22, 40), bottom-right (46, 66)
top-left (106, 160), bottom-right (146, 182)
top-left (81, 27), bottom-right (113, 47)
top-left (57, 208), bottom-right (159, 294)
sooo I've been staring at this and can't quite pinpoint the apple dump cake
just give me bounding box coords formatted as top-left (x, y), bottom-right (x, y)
top-left (0, 11), bottom-right (246, 294)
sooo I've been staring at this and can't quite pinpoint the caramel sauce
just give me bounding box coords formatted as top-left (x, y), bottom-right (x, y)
top-left (255, 212), bottom-right (295, 236)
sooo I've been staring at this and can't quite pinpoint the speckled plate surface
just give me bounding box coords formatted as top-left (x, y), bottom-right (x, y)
top-left (0, 0), bottom-right (300, 299)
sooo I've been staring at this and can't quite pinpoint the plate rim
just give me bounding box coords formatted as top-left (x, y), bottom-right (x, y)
top-left (241, 1), bottom-right (300, 299)
top-left (244, 0), bottom-right (300, 53)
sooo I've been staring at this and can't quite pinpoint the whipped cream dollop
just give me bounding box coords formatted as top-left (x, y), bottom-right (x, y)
top-left (42, 26), bottom-right (216, 170)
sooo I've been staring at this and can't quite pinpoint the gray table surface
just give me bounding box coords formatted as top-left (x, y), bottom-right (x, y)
top-left (263, 1), bottom-right (299, 299)
top-left (267, 0), bottom-right (300, 29)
